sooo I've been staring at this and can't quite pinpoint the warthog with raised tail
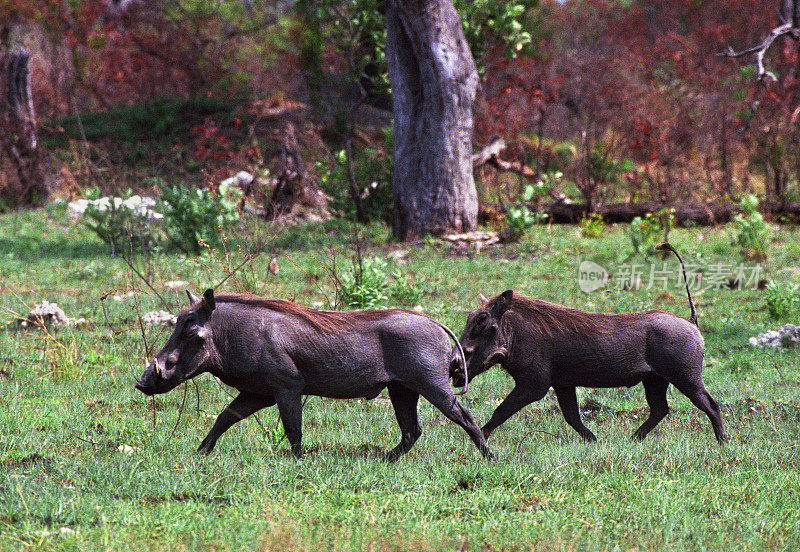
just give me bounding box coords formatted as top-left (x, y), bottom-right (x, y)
top-left (135, 289), bottom-right (493, 462)
top-left (453, 243), bottom-right (727, 445)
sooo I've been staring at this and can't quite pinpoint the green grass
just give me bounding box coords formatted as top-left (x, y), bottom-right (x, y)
top-left (1, 207), bottom-right (799, 551)
top-left (46, 96), bottom-right (237, 146)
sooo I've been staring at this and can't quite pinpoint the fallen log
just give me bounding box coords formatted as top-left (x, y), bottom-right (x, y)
top-left (479, 201), bottom-right (800, 226)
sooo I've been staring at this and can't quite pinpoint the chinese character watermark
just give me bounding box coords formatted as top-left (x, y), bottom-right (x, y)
top-left (577, 261), bottom-right (764, 293)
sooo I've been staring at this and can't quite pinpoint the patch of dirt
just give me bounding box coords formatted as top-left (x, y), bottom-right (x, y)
top-left (4, 453), bottom-right (54, 471)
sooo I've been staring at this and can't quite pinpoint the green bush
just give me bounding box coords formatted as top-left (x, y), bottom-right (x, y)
top-left (53, 97), bottom-right (234, 145)
top-left (159, 182), bottom-right (240, 255)
top-left (627, 207), bottom-right (675, 259)
top-left (580, 213), bottom-right (606, 238)
top-left (77, 189), bottom-right (164, 254)
top-left (730, 194), bottom-right (771, 261)
top-left (500, 180), bottom-right (549, 242)
top-left (336, 256), bottom-right (421, 309)
top-left (317, 146), bottom-right (393, 223)
top-left (765, 281), bottom-right (800, 320)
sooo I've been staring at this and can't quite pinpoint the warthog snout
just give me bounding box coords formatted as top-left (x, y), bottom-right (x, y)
top-left (135, 357), bottom-right (182, 396)
top-left (135, 365), bottom-right (158, 396)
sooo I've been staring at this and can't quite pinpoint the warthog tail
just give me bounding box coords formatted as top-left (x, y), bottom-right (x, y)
top-left (436, 321), bottom-right (469, 395)
top-left (655, 242), bottom-right (697, 326)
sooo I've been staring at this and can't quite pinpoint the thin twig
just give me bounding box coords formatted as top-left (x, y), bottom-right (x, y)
top-left (131, 289), bottom-right (152, 360)
top-left (214, 251), bottom-right (262, 291)
top-left (167, 383), bottom-right (189, 441)
top-left (514, 428), bottom-right (559, 458)
top-left (75, 435), bottom-right (100, 449)
top-left (121, 253), bottom-right (168, 307)
top-left (194, 380), bottom-right (202, 415)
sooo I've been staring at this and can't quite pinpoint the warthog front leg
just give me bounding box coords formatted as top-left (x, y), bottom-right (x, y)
top-left (421, 388), bottom-right (494, 461)
top-left (198, 392), bottom-right (276, 454)
top-left (385, 382), bottom-right (421, 462)
top-left (554, 386), bottom-right (597, 442)
top-left (482, 384), bottom-right (548, 440)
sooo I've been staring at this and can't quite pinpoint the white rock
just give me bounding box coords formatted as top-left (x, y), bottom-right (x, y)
top-left (19, 301), bottom-right (75, 329)
top-left (142, 310), bottom-right (177, 326)
top-left (164, 280), bottom-right (190, 291)
top-left (235, 171), bottom-right (255, 186)
top-left (749, 323), bottom-right (800, 350)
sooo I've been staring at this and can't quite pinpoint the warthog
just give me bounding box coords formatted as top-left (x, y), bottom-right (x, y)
top-left (135, 289), bottom-right (493, 461)
top-left (453, 244), bottom-right (727, 444)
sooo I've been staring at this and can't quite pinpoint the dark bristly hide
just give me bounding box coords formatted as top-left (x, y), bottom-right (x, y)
top-left (457, 283), bottom-right (727, 446)
top-left (135, 289), bottom-right (491, 462)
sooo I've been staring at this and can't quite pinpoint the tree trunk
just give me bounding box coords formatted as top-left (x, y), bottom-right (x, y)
top-left (386, 0), bottom-right (479, 240)
top-left (0, 50), bottom-right (48, 210)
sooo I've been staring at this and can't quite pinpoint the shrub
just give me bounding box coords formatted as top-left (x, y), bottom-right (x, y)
top-left (335, 256), bottom-right (421, 309)
top-left (500, 181), bottom-right (548, 242)
top-left (71, 189), bottom-right (164, 254)
top-left (159, 182), bottom-right (240, 255)
top-left (765, 281), bottom-right (800, 320)
top-left (316, 145), bottom-right (393, 223)
top-left (580, 213), bottom-right (606, 238)
top-left (730, 194), bottom-right (771, 261)
top-left (627, 208), bottom-right (675, 259)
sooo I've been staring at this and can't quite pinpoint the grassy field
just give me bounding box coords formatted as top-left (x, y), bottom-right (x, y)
top-left (1, 204), bottom-right (799, 551)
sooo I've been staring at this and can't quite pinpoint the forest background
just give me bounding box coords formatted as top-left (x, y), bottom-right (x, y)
top-left (2, 0), bottom-right (799, 223)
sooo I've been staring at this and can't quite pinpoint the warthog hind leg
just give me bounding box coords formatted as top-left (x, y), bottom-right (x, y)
top-left (632, 374), bottom-right (670, 441)
top-left (422, 388), bottom-right (494, 461)
top-left (384, 382), bottom-right (421, 462)
top-left (672, 379), bottom-right (728, 444)
top-left (276, 391), bottom-right (304, 458)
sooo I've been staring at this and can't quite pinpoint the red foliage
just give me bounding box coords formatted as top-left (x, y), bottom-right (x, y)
top-left (477, 0), bottom-right (798, 204)
top-left (4, 0), bottom-right (800, 204)
top-left (191, 118), bottom-right (235, 162)
top-left (3, 0), bottom-right (302, 118)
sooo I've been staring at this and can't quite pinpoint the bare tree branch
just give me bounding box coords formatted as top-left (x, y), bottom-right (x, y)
top-left (718, 19), bottom-right (797, 83)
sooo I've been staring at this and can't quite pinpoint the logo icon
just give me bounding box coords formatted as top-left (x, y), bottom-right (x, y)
top-left (578, 261), bottom-right (608, 293)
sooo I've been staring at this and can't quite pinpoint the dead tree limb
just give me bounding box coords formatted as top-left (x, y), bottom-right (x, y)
top-left (472, 137), bottom-right (569, 202)
top-left (718, 1), bottom-right (800, 82)
top-left (718, 23), bottom-right (795, 82)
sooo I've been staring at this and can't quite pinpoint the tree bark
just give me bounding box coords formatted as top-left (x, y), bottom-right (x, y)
top-left (386, 0), bottom-right (479, 240)
top-left (0, 50), bottom-right (48, 210)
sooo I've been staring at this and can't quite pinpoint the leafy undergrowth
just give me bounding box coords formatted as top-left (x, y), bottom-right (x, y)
top-left (1, 208), bottom-right (799, 551)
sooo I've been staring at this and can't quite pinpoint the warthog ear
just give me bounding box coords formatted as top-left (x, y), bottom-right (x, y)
top-left (186, 290), bottom-right (201, 305)
top-left (478, 293), bottom-right (489, 308)
top-left (492, 290), bottom-right (514, 317)
top-left (201, 288), bottom-right (216, 313)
